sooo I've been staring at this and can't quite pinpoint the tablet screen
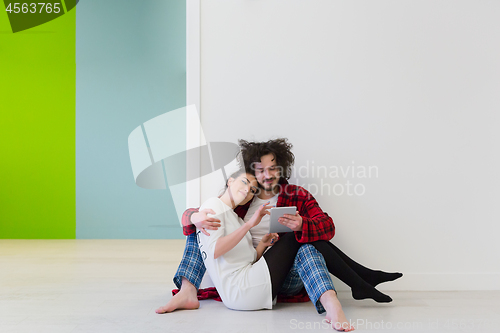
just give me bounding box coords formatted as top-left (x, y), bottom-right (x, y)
top-left (268, 206), bottom-right (297, 233)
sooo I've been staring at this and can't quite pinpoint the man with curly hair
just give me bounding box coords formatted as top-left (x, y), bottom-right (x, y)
top-left (157, 138), bottom-right (401, 330)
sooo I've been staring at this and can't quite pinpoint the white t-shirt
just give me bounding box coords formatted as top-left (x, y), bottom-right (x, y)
top-left (197, 197), bottom-right (273, 310)
top-left (244, 194), bottom-right (279, 248)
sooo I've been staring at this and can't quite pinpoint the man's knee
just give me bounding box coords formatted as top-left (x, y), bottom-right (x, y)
top-left (297, 244), bottom-right (319, 258)
top-left (297, 243), bottom-right (328, 266)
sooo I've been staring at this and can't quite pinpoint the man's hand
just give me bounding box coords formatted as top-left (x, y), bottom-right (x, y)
top-left (278, 211), bottom-right (303, 231)
top-left (191, 209), bottom-right (221, 236)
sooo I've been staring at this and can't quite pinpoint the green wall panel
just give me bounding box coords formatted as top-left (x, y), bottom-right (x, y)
top-left (0, 5), bottom-right (75, 238)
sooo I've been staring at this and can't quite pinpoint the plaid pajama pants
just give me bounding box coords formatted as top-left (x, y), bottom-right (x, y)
top-left (173, 233), bottom-right (335, 314)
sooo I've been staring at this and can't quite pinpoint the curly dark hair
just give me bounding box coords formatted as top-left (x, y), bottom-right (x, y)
top-left (238, 138), bottom-right (295, 180)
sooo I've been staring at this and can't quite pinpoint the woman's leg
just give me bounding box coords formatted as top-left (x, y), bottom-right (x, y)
top-left (311, 241), bottom-right (392, 303)
top-left (277, 265), bottom-right (304, 297)
top-left (263, 233), bottom-right (303, 298)
top-left (325, 242), bottom-right (402, 287)
top-left (156, 232), bottom-right (204, 313)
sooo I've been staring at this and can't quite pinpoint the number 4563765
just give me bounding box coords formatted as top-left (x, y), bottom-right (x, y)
top-left (6, 3), bottom-right (62, 14)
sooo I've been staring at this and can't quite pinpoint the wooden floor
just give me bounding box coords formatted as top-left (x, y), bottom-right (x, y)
top-left (0, 240), bottom-right (499, 333)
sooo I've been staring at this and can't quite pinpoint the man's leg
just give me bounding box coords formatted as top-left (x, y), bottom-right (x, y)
top-left (293, 244), bottom-right (333, 314)
top-left (156, 233), bottom-right (205, 313)
top-left (295, 245), bottom-right (354, 331)
top-left (172, 232), bottom-right (206, 290)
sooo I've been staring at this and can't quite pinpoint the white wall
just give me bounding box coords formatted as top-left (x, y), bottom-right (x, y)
top-left (197, 0), bottom-right (500, 291)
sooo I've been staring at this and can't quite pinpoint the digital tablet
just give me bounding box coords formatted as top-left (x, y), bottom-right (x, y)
top-left (268, 206), bottom-right (297, 233)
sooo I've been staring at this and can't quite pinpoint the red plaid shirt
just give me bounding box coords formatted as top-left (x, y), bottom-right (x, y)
top-left (181, 178), bottom-right (335, 242)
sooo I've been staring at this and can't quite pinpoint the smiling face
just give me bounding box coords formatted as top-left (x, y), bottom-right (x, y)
top-left (253, 153), bottom-right (281, 193)
top-left (227, 173), bottom-right (258, 206)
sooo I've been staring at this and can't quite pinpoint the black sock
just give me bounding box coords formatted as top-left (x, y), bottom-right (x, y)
top-left (325, 242), bottom-right (403, 287)
top-left (352, 285), bottom-right (392, 303)
top-left (363, 271), bottom-right (403, 287)
top-left (311, 241), bottom-right (393, 303)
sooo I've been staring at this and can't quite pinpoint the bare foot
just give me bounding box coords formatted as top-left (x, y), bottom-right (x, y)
top-left (156, 279), bottom-right (200, 314)
top-left (320, 290), bottom-right (355, 332)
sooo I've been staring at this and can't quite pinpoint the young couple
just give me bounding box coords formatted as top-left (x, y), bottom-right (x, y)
top-left (156, 138), bottom-right (402, 331)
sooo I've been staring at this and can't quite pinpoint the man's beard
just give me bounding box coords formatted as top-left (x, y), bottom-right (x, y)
top-left (259, 179), bottom-right (277, 192)
top-left (262, 185), bottom-right (274, 191)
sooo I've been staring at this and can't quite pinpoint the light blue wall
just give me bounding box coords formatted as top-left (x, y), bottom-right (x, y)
top-left (76, 0), bottom-right (186, 239)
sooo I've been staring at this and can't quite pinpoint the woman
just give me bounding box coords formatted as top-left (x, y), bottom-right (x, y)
top-left (196, 169), bottom-right (355, 331)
